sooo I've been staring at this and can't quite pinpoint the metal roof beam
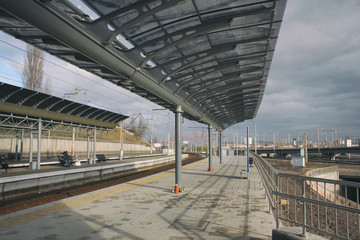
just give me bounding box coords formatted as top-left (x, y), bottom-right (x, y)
top-left (161, 37), bottom-right (269, 81)
top-left (193, 81), bottom-right (262, 105)
top-left (0, 0), bottom-right (225, 131)
top-left (80, 0), bottom-right (182, 45)
top-left (176, 66), bottom-right (263, 94)
top-left (199, 89), bottom-right (260, 112)
top-left (170, 52), bottom-right (267, 82)
top-left (214, 105), bottom-right (258, 122)
top-left (186, 75), bottom-right (263, 100)
top-left (172, 60), bottom-right (238, 85)
top-left (0, 0), bottom-right (286, 131)
top-left (140, 6), bottom-right (273, 66)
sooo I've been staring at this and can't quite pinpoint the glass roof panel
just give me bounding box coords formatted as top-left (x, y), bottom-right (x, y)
top-left (0, 0), bottom-right (286, 130)
top-left (85, 0), bottom-right (137, 15)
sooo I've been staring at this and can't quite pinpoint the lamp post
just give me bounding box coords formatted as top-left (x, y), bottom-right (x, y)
top-left (64, 88), bottom-right (86, 158)
top-left (331, 128), bottom-right (337, 147)
top-left (252, 120), bottom-right (257, 154)
top-left (263, 133), bottom-right (266, 149)
top-left (273, 133), bottom-right (279, 155)
top-left (318, 128), bottom-right (325, 153)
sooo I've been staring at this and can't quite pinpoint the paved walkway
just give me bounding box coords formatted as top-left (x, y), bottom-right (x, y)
top-left (0, 156), bottom-right (275, 240)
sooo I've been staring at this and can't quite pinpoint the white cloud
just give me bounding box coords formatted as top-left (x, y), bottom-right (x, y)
top-left (0, 1), bottom-right (359, 143)
top-left (254, 0), bottom-right (360, 141)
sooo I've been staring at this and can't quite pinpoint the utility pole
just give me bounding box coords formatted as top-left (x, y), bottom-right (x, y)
top-left (318, 128), bottom-right (320, 154)
top-left (273, 133), bottom-right (276, 154)
top-left (288, 134), bottom-right (290, 146)
top-left (120, 121), bottom-right (124, 160)
top-left (263, 133), bottom-right (266, 149)
top-left (318, 128), bottom-right (325, 152)
top-left (254, 121), bottom-right (257, 154)
top-left (167, 131), bottom-right (170, 155)
top-left (236, 131), bottom-right (239, 156)
top-left (150, 115), bottom-right (154, 154)
top-left (64, 88), bottom-right (86, 158)
top-left (188, 126), bottom-right (207, 153)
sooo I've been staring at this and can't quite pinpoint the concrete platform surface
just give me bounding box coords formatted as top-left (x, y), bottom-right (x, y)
top-left (0, 156), bottom-right (275, 240)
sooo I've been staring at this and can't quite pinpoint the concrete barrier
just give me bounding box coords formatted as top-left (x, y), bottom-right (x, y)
top-left (0, 136), bottom-right (153, 159)
top-left (305, 166), bottom-right (358, 208)
top-left (0, 154), bottom-right (188, 201)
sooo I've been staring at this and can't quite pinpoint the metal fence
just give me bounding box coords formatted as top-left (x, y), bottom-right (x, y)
top-left (253, 153), bottom-right (360, 239)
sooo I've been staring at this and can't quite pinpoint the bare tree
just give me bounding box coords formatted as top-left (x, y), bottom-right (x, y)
top-left (150, 136), bottom-right (159, 144)
top-left (22, 44), bottom-right (44, 91)
top-left (125, 114), bottom-right (148, 138)
top-left (43, 76), bottom-right (52, 95)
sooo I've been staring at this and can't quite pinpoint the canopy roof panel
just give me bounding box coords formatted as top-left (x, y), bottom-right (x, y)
top-left (0, 82), bottom-right (127, 128)
top-left (0, 0), bottom-right (286, 131)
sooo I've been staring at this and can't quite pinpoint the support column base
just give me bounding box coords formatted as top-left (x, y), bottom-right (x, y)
top-left (209, 167), bottom-right (213, 172)
top-left (172, 185), bottom-right (185, 193)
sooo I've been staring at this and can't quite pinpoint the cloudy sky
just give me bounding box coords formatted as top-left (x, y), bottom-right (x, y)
top-left (230, 0), bottom-right (360, 144)
top-left (0, 0), bottom-right (359, 145)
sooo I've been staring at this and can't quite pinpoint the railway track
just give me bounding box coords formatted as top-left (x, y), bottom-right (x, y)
top-left (1, 153), bottom-right (205, 216)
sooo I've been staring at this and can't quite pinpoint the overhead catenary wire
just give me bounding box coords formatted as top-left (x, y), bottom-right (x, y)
top-left (0, 35), bottom-right (212, 141)
top-left (0, 37), bottom-right (173, 118)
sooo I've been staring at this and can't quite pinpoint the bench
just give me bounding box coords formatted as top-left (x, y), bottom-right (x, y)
top-left (96, 154), bottom-right (107, 163)
top-left (249, 157), bottom-right (254, 167)
top-left (58, 155), bottom-right (73, 166)
top-left (7, 153), bottom-right (21, 160)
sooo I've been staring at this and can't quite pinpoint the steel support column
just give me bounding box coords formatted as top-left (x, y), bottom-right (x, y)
top-left (29, 130), bottom-right (33, 169)
top-left (219, 132), bottom-right (223, 164)
top-left (174, 105), bottom-right (182, 193)
top-left (93, 127), bottom-right (97, 164)
top-left (15, 132), bottom-right (18, 162)
top-left (87, 129), bottom-right (90, 164)
top-left (37, 118), bottom-right (42, 170)
top-left (120, 121), bottom-right (124, 160)
top-left (20, 129), bottom-right (24, 162)
top-left (208, 125), bottom-right (213, 172)
top-left (247, 126), bottom-right (249, 179)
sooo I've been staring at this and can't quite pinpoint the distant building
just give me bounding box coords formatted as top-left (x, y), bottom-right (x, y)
top-left (244, 137), bottom-right (252, 145)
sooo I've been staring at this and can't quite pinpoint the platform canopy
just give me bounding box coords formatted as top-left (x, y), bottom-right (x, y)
top-left (0, 0), bottom-right (286, 131)
top-left (0, 82), bottom-right (127, 129)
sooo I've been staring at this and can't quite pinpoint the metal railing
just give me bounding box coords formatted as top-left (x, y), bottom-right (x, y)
top-left (253, 153), bottom-right (360, 239)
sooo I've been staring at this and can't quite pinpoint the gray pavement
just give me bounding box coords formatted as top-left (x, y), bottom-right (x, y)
top-left (0, 156), bottom-right (276, 240)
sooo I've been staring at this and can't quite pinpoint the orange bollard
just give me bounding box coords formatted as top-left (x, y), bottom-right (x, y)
top-left (209, 167), bottom-right (213, 172)
top-left (175, 185), bottom-right (179, 193)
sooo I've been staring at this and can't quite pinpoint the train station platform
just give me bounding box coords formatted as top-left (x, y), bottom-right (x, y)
top-left (0, 153), bottom-right (172, 178)
top-left (0, 155), bottom-right (276, 240)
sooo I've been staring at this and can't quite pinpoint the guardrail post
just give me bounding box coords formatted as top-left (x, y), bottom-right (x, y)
top-left (302, 179), bottom-right (307, 236)
top-left (275, 174), bottom-right (279, 229)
